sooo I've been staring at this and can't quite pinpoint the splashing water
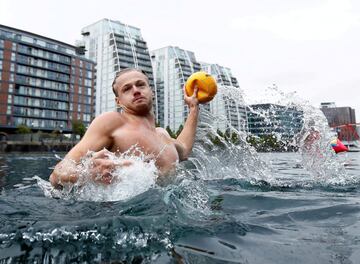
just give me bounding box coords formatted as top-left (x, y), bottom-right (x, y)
top-left (183, 83), bottom-right (355, 189)
top-left (247, 84), bottom-right (353, 185)
top-left (35, 84), bottom-right (355, 205)
top-left (36, 147), bottom-right (158, 202)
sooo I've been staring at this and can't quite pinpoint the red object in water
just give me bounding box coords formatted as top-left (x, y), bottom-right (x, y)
top-left (332, 139), bottom-right (348, 153)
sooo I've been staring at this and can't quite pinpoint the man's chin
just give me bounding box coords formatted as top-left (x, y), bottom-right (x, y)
top-left (133, 104), bottom-right (152, 115)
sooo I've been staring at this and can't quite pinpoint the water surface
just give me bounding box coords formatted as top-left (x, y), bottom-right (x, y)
top-left (0, 152), bottom-right (359, 263)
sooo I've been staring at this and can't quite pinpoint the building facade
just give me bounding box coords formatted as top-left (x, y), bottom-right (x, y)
top-left (200, 63), bottom-right (247, 132)
top-left (0, 24), bottom-right (96, 133)
top-left (151, 46), bottom-right (201, 131)
top-left (320, 102), bottom-right (356, 127)
top-left (320, 102), bottom-right (358, 142)
top-left (247, 104), bottom-right (303, 138)
top-left (81, 19), bottom-right (154, 115)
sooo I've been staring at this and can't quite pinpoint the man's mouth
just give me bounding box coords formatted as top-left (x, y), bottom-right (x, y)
top-left (133, 97), bottom-right (145, 102)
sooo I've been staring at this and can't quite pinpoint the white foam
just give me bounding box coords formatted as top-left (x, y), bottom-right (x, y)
top-left (37, 148), bottom-right (158, 202)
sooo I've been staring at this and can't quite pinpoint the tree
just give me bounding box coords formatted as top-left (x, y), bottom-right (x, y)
top-left (72, 120), bottom-right (86, 138)
top-left (16, 124), bottom-right (31, 134)
top-left (166, 126), bottom-right (176, 139)
top-left (176, 124), bottom-right (184, 137)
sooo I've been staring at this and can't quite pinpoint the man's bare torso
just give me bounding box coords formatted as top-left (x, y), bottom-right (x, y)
top-left (107, 112), bottom-right (179, 175)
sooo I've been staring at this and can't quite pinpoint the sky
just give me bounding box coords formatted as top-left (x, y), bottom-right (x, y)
top-left (0, 0), bottom-right (359, 119)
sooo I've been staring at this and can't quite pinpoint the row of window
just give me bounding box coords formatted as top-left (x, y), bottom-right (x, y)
top-left (13, 95), bottom-right (69, 110)
top-left (73, 67), bottom-right (93, 79)
top-left (17, 64), bottom-right (70, 82)
top-left (12, 117), bottom-right (68, 129)
top-left (13, 106), bottom-right (68, 119)
top-left (69, 94), bottom-right (93, 104)
top-left (16, 75), bottom-right (69, 91)
top-left (72, 58), bottom-right (93, 70)
top-left (12, 84), bottom-right (67, 100)
top-left (18, 44), bottom-right (71, 64)
top-left (17, 54), bottom-right (71, 73)
top-left (13, 75), bottom-right (94, 96)
top-left (12, 95), bottom-right (93, 113)
top-left (13, 53), bottom-right (93, 78)
top-left (0, 29), bottom-right (77, 56)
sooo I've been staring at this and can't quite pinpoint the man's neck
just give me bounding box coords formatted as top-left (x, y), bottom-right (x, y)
top-left (124, 111), bottom-right (156, 130)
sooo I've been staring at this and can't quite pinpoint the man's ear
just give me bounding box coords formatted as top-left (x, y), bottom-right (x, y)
top-left (115, 97), bottom-right (122, 107)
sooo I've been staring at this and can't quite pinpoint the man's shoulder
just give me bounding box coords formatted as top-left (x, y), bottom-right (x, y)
top-left (156, 127), bottom-right (172, 138)
top-left (96, 111), bottom-right (122, 121)
top-left (90, 111), bottom-right (124, 131)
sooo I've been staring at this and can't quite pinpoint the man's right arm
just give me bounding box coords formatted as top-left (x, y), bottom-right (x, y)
top-left (49, 113), bottom-right (116, 187)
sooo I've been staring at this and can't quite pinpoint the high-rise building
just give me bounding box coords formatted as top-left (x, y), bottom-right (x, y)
top-left (200, 63), bottom-right (247, 132)
top-left (151, 46), bottom-right (201, 131)
top-left (247, 103), bottom-right (303, 138)
top-left (0, 24), bottom-right (96, 133)
top-left (81, 19), bottom-right (154, 115)
top-left (320, 102), bottom-right (356, 127)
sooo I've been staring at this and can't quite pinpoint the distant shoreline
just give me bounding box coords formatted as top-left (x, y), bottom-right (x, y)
top-left (0, 141), bottom-right (76, 153)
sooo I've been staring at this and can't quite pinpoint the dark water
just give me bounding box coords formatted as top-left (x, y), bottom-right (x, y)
top-left (0, 152), bottom-right (360, 263)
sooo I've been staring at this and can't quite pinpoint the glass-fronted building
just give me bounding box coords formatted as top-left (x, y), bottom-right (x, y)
top-left (81, 19), bottom-right (154, 115)
top-left (247, 103), bottom-right (303, 138)
top-left (200, 63), bottom-right (247, 132)
top-left (0, 24), bottom-right (96, 133)
top-left (150, 46), bottom-right (201, 131)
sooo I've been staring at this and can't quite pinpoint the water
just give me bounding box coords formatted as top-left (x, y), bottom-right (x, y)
top-left (0, 151), bottom-right (359, 263)
top-left (1, 86), bottom-right (360, 263)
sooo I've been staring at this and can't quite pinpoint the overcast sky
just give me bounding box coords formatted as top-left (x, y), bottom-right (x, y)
top-left (1, 0), bottom-right (359, 119)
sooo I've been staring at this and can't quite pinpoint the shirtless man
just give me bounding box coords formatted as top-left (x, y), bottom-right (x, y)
top-left (49, 68), bottom-right (199, 187)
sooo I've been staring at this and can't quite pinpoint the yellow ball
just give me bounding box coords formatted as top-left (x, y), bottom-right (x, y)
top-left (185, 71), bottom-right (217, 104)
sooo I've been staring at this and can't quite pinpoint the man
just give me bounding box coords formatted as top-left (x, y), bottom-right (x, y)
top-left (49, 68), bottom-right (199, 188)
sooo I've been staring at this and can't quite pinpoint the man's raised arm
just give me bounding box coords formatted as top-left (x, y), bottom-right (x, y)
top-left (175, 87), bottom-right (200, 160)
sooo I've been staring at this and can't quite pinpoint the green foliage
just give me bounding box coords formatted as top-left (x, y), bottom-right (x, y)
top-left (51, 129), bottom-right (60, 137)
top-left (165, 126), bottom-right (176, 139)
top-left (209, 129), bottom-right (239, 147)
top-left (246, 134), bottom-right (297, 152)
top-left (16, 124), bottom-right (31, 134)
top-left (176, 124), bottom-right (184, 137)
top-left (72, 120), bottom-right (86, 138)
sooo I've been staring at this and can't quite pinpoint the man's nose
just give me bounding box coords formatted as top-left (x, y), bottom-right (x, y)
top-left (132, 85), bottom-right (141, 93)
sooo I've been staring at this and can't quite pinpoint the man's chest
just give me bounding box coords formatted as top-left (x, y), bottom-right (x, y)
top-left (110, 129), bottom-right (178, 162)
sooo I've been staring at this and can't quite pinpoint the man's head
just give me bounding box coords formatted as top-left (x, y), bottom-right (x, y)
top-left (112, 68), bottom-right (150, 96)
top-left (112, 68), bottom-right (153, 115)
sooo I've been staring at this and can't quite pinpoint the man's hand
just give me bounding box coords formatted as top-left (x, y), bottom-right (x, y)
top-left (184, 85), bottom-right (199, 109)
top-left (90, 149), bottom-right (132, 185)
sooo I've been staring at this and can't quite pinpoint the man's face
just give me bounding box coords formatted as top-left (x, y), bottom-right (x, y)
top-left (114, 71), bottom-right (153, 115)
